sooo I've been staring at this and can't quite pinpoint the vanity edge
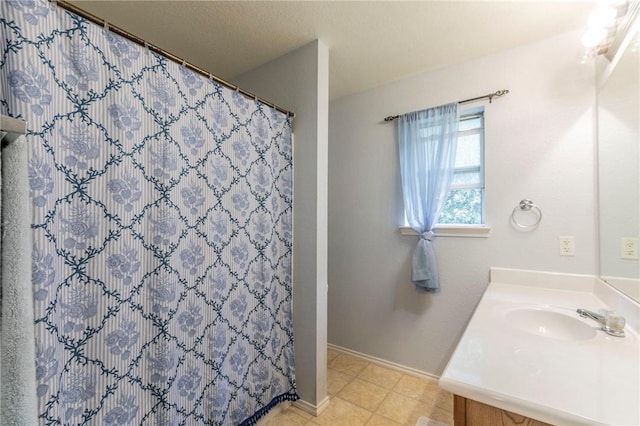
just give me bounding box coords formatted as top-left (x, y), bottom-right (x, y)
top-left (439, 267), bottom-right (640, 426)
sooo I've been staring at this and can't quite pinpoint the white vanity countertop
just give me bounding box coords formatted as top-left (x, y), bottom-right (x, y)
top-left (439, 268), bottom-right (640, 426)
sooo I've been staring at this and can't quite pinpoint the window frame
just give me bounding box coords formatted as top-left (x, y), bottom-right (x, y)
top-left (400, 108), bottom-right (491, 238)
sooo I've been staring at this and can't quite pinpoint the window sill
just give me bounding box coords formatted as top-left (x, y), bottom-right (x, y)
top-left (399, 225), bottom-right (491, 238)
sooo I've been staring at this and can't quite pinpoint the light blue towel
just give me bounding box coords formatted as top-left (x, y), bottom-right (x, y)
top-left (412, 231), bottom-right (439, 292)
top-left (0, 133), bottom-right (38, 425)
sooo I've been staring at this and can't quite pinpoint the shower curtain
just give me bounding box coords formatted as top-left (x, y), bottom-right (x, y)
top-left (0, 1), bottom-right (297, 424)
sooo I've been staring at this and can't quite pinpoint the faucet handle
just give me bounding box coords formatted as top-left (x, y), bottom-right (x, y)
top-left (600, 309), bottom-right (626, 336)
top-left (605, 314), bottom-right (626, 333)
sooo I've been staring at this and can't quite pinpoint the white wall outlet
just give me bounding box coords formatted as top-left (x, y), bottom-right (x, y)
top-left (559, 236), bottom-right (575, 256)
top-left (621, 238), bottom-right (639, 260)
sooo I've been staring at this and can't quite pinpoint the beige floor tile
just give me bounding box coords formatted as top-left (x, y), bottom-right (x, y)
top-left (263, 408), bottom-right (309, 426)
top-left (432, 389), bottom-right (453, 413)
top-left (308, 397), bottom-right (373, 426)
top-left (287, 404), bottom-right (314, 419)
top-left (375, 391), bottom-right (444, 426)
top-left (321, 348), bottom-right (450, 426)
top-left (392, 375), bottom-right (440, 404)
top-left (328, 348), bottom-right (340, 362)
top-left (328, 368), bottom-right (354, 396)
top-left (329, 353), bottom-right (370, 377)
top-left (404, 401), bottom-right (454, 426)
top-left (366, 414), bottom-right (403, 425)
top-left (337, 378), bottom-right (390, 411)
top-left (358, 364), bottom-right (403, 389)
top-left (375, 392), bottom-right (424, 425)
top-left (422, 405), bottom-right (453, 425)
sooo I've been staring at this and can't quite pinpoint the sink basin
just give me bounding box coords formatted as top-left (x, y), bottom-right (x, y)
top-left (505, 307), bottom-right (598, 341)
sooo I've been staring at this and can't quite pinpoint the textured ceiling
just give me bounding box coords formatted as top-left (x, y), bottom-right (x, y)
top-left (70, 1), bottom-right (594, 100)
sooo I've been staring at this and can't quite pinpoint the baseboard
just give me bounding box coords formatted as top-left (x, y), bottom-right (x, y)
top-left (256, 395), bottom-right (330, 422)
top-left (327, 343), bottom-right (441, 382)
top-left (293, 395), bottom-right (331, 417)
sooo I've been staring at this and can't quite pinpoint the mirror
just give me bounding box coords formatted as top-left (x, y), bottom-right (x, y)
top-left (597, 16), bottom-right (639, 302)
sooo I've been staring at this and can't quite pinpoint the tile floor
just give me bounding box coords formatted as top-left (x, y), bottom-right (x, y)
top-left (263, 348), bottom-right (453, 426)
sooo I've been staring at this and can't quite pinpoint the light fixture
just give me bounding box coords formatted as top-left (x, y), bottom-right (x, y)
top-left (582, 27), bottom-right (608, 47)
top-left (579, 1), bottom-right (629, 56)
top-left (588, 6), bottom-right (617, 29)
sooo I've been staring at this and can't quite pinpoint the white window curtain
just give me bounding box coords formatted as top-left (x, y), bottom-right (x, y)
top-left (398, 103), bottom-right (459, 292)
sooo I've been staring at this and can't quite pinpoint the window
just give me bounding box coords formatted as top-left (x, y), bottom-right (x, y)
top-left (437, 109), bottom-right (485, 225)
top-left (400, 107), bottom-right (489, 237)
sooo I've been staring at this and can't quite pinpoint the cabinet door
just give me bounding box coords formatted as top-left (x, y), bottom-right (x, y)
top-left (454, 395), bottom-right (552, 426)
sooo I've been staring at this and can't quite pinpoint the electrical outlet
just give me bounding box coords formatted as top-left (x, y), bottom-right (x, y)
top-left (621, 238), bottom-right (639, 260)
top-left (559, 236), bottom-right (575, 256)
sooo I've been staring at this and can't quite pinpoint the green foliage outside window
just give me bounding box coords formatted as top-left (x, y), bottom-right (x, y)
top-left (438, 188), bottom-right (483, 224)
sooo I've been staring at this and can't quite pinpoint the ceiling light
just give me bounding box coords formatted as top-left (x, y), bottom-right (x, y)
top-left (588, 6), bottom-right (617, 28)
top-left (582, 27), bottom-right (608, 47)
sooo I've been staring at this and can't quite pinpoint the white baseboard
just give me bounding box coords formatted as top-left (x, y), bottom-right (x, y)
top-left (254, 396), bottom-right (330, 424)
top-left (293, 395), bottom-right (331, 417)
top-left (327, 343), bottom-right (441, 383)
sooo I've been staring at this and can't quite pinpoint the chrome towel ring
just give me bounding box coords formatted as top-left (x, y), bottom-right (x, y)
top-left (511, 199), bottom-right (542, 230)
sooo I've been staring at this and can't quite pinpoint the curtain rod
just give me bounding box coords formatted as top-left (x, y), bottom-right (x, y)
top-left (383, 89), bottom-right (509, 122)
top-left (50, 0), bottom-right (295, 119)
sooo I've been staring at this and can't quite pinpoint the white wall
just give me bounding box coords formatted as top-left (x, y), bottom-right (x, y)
top-left (597, 40), bottom-right (639, 280)
top-left (234, 40), bottom-right (330, 408)
top-left (328, 31), bottom-right (597, 376)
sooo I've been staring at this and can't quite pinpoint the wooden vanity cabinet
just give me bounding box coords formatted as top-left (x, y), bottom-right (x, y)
top-left (454, 395), bottom-right (553, 426)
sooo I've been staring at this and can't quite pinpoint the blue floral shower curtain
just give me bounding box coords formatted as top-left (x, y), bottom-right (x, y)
top-left (0, 1), bottom-right (297, 424)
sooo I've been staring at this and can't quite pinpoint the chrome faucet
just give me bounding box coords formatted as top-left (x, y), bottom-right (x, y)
top-left (577, 308), bottom-right (625, 337)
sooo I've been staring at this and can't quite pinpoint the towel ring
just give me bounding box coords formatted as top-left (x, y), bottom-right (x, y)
top-left (511, 199), bottom-right (542, 230)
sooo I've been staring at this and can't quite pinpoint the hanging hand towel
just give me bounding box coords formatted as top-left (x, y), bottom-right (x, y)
top-left (0, 133), bottom-right (38, 425)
